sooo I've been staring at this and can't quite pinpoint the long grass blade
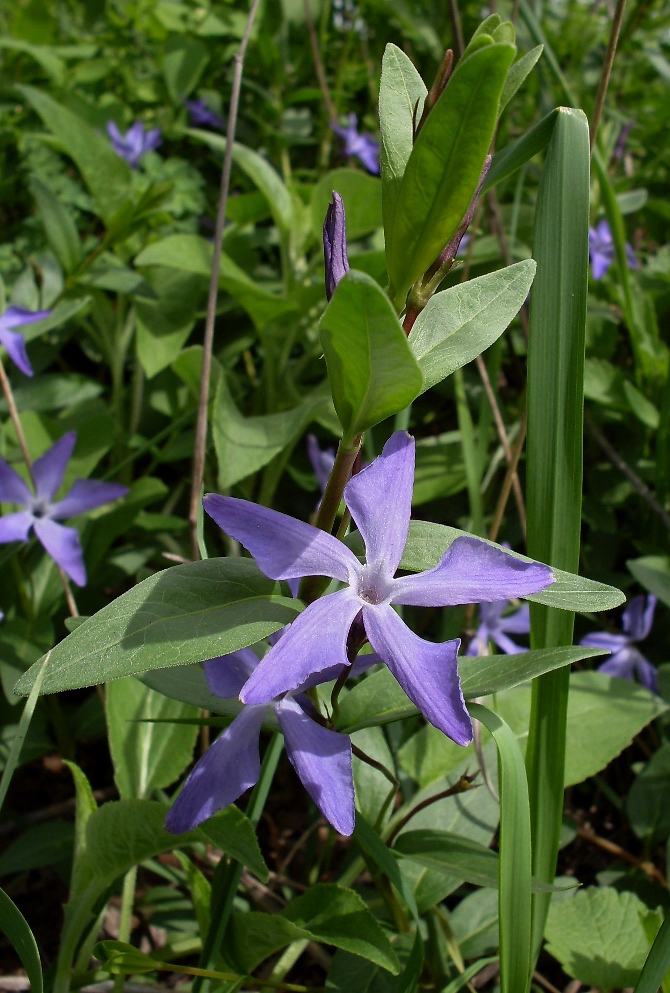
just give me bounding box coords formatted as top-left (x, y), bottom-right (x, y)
top-left (0, 653), bottom-right (50, 814)
top-left (523, 107), bottom-right (590, 962)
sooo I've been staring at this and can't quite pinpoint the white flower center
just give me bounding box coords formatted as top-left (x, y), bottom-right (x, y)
top-left (356, 567), bottom-right (393, 606)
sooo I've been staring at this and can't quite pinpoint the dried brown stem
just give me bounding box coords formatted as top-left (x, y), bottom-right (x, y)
top-left (489, 409), bottom-right (527, 543)
top-left (590, 0), bottom-right (628, 154)
top-left (304, 0), bottom-right (337, 122)
top-left (189, 0), bottom-right (262, 560)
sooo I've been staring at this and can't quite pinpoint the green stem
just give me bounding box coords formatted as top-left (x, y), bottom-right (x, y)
top-left (113, 866), bottom-right (138, 993)
top-left (453, 368), bottom-right (484, 536)
top-left (193, 733), bottom-right (284, 993)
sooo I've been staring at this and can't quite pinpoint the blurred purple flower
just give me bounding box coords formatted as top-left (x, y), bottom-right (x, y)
top-left (0, 432), bottom-right (127, 586)
top-left (165, 633), bottom-right (357, 835)
top-left (203, 431), bottom-right (555, 747)
top-left (0, 306), bottom-right (51, 377)
top-left (323, 191), bottom-right (350, 301)
top-left (466, 600), bottom-right (530, 657)
top-left (185, 98), bottom-right (224, 129)
top-left (588, 219), bottom-right (637, 281)
top-left (581, 595), bottom-right (658, 692)
top-left (307, 434), bottom-right (336, 493)
top-left (106, 121), bottom-right (162, 168)
top-left (613, 120), bottom-right (635, 163)
top-left (331, 113), bottom-right (380, 174)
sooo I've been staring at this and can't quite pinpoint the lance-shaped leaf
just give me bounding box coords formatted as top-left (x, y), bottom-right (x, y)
top-left (386, 40), bottom-right (516, 308)
top-left (409, 260), bottom-right (536, 391)
top-left (319, 270), bottom-right (423, 441)
top-left (14, 558), bottom-right (299, 697)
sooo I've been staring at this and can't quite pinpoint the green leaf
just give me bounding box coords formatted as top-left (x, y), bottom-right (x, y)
top-left (14, 558), bottom-right (300, 697)
top-left (63, 760), bottom-right (98, 901)
top-left (30, 176), bottom-right (82, 274)
top-left (140, 663), bottom-right (248, 722)
top-left (135, 267), bottom-right (201, 378)
top-left (399, 520), bottom-right (624, 611)
top-left (336, 645), bottom-right (604, 734)
top-left (319, 269), bottom-right (423, 440)
top-left (163, 36), bottom-right (209, 102)
top-left (0, 887), bottom-right (42, 993)
top-left (213, 375), bottom-right (331, 488)
top-left (311, 169), bottom-right (382, 241)
top-left (199, 805), bottom-right (268, 882)
top-left (187, 129), bottom-right (293, 231)
top-left (17, 85), bottom-right (131, 222)
top-left (627, 556), bottom-right (670, 608)
top-left (495, 671), bottom-right (667, 787)
top-left (94, 940), bottom-right (157, 976)
top-left (408, 261), bottom-right (536, 392)
top-left (86, 799), bottom-right (266, 887)
top-left (483, 108), bottom-right (558, 192)
top-left (134, 233), bottom-right (295, 329)
top-left (449, 889), bottom-right (499, 958)
top-left (0, 37), bottom-right (65, 83)
top-left (0, 822), bottom-right (73, 877)
top-left (634, 917), bottom-right (670, 993)
top-left (226, 884), bottom-right (400, 975)
top-left (379, 43), bottom-right (427, 249)
top-left (545, 888), bottom-right (652, 991)
top-left (386, 41), bottom-right (516, 306)
top-left (499, 45), bottom-right (543, 113)
top-left (626, 743), bottom-right (670, 845)
top-left (106, 677), bottom-right (198, 799)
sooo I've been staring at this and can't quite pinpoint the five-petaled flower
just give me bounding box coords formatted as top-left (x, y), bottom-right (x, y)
top-left (0, 306), bottom-right (52, 377)
top-left (581, 594), bottom-right (658, 692)
top-left (588, 219), bottom-right (637, 281)
top-left (204, 432), bottom-right (554, 746)
top-left (106, 121), bottom-right (162, 168)
top-left (331, 114), bottom-right (380, 174)
top-left (185, 98), bottom-right (224, 129)
top-left (0, 432), bottom-right (128, 586)
top-left (165, 633), bottom-right (359, 836)
top-left (466, 600), bottom-right (530, 657)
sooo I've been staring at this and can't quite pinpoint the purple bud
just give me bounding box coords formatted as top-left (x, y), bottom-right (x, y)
top-left (323, 191), bottom-right (350, 301)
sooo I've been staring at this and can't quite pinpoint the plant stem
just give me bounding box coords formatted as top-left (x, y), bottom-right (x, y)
top-left (113, 866), bottom-right (138, 993)
top-left (193, 733), bottom-right (284, 993)
top-left (189, 0), bottom-right (262, 560)
top-left (590, 0), bottom-right (628, 154)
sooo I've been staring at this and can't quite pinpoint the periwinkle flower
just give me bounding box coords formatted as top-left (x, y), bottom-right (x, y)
top-left (466, 600), bottom-right (530, 657)
top-left (185, 98), bottom-right (224, 129)
top-left (166, 634), bottom-right (358, 836)
top-left (0, 432), bottom-right (128, 586)
top-left (331, 113), bottom-right (380, 174)
top-left (323, 192), bottom-right (350, 301)
top-left (581, 595), bottom-right (658, 692)
top-left (0, 306), bottom-right (52, 377)
top-left (204, 432), bottom-right (554, 746)
top-left (106, 121), bottom-right (162, 168)
top-left (588, 219), bottom-right (637, 281)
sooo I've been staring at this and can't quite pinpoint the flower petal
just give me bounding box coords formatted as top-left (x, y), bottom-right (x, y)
top-left (33, 519), bottom-right (86, 586)
top-left (165, 707), bottom-right (266, 833)
top-left (632, 649), bottom-right (658, 693)
top-left (276, 696), bottom-right (355, 835)
top-left (0, 511), bottom-right (34, 543)
top-left (363, 604), bottom-right (472, 745)
top-left (50, 479), bottom-right (128, 519)
top-left (491, 631), bottom-right (528, 655)
top-left (0, 306), bottom-right (51, 331)
top-left (391, 536), bottom-right (554, 606)
top-left (580, 631), bottom-right (629, 653)
top-left (203, 494), bottom-right (360, 584)
top-left (32, 432), bottom-right (76, 502)
top-left (598, 647), bottom-right (636, 681)
top-left (498, 603), bottom-right (531, 634)
top-left (622, 594), bottom-right (656, 642)
top-left (0, 459), bottom-right (32, 505)
top-left (204, 649), bottom-right (259, 699)
top-left (0, 329), bottom-right (33, 376)
top-left (240, 590), bottom-right (362, 705)
top-left (344, 431), bottom-right (414, 576)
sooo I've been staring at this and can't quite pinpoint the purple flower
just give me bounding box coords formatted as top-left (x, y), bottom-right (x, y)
top-left (581, 595), bottom-right (658, 692)
top-left (307, 434), bottom-right (336, 494)
top-left (165, 633), bottom-right (357, 836)
top-left (588, 219), bottom-right (637, 281)
top-left (106, 121), bottom-right (162, 168)
top-left (0, 432), bottom-right (128, 586)
top-left (0, 306), bottom-right (52, 377)
top-left (331, 114), bottom-right (380, 174)
top-left (323, 192), bottom-right (350, 301)
top-left (185, 98), bottom-right (224, 129)
top-left (466, 600), bottom-right (530, 657)
top-left (203, 432), bottom-right (554, 746)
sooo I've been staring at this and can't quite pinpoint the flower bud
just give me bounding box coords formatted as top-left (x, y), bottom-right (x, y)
top-left (323, 191), bottom-right (350, 301)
